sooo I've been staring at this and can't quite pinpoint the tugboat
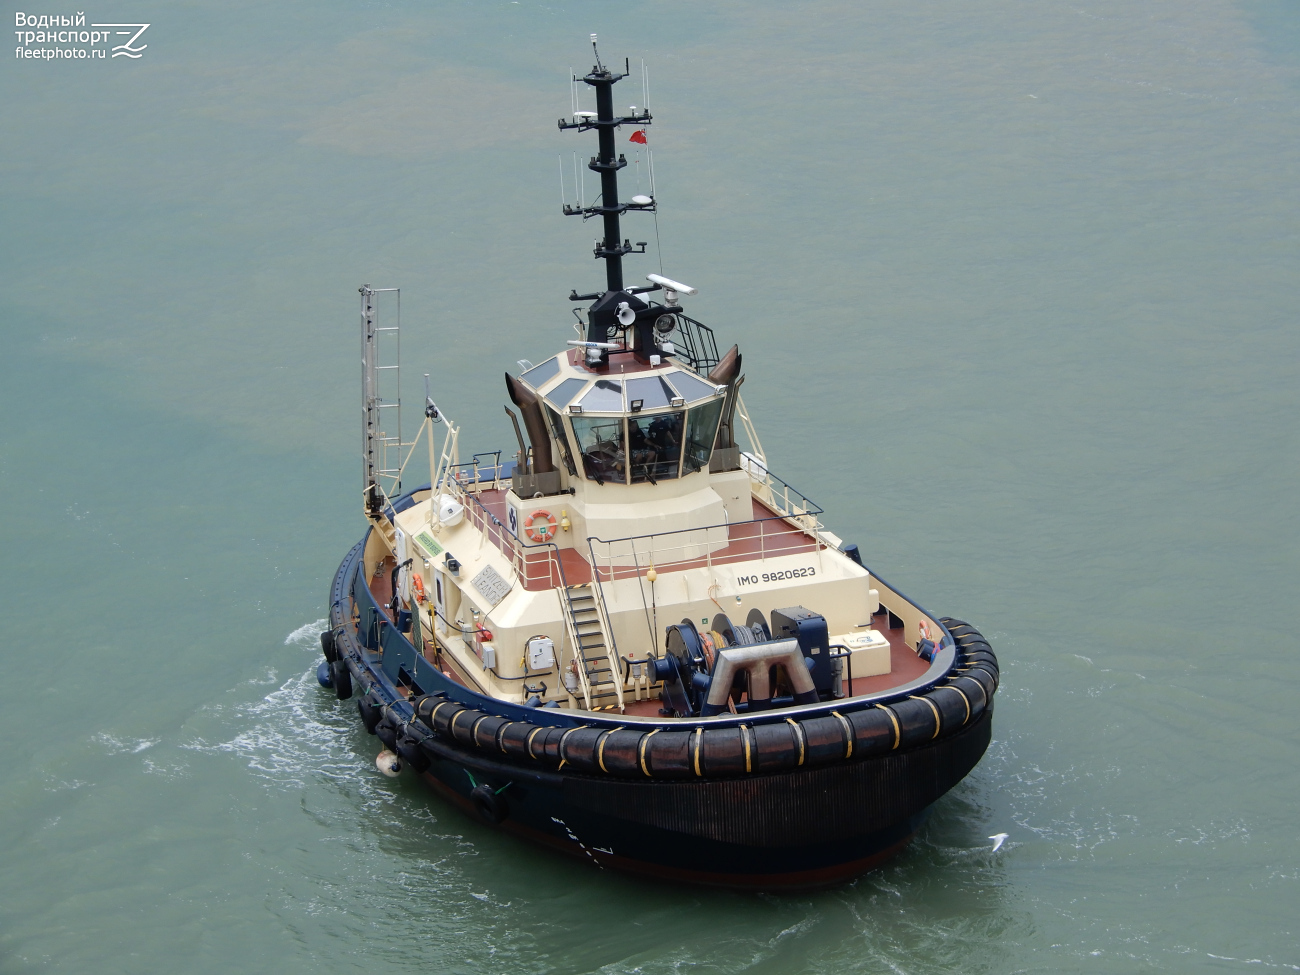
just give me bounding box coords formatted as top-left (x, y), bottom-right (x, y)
top-left (320, 39), bottom-right (999, 889)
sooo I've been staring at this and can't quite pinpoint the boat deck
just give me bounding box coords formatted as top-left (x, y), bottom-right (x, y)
top-left (366, 559), bottom-right (926, 715)
top-left (467, 489), bottom-right (819, 590)
top-left (615, 608), bottom-right (928, 717)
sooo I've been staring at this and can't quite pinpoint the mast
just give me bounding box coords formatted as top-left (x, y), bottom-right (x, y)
top-left (558, 36), bottom-right (654, 296)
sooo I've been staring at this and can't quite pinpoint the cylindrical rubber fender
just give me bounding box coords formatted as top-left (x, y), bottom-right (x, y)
top-left (940, 617), bottom-right (977, 636)
top-left (472, 714), bottom-right (512, 753)
top-left (959, 649), bottom-right (996, 669)
top-left (316, 660), bottom-right (333, 689)
top-left (642, 729), bottom-right (693, 778)
top-left (847, 706), bottom-right (903, 756)
top-left (959, 660), bottom-right (1000, 694)
top-left (695, 726), bottom-right (747, 776)
top-left (891, 697), bottom-right (943, 747)
top-left (470, 783), bottom-right (508, 825)
top-left (556, 727), bottom-right (607, 773)
top-left (531, 726), bottom-right (568, 766)
top-left (396, 734), bottom-right (431, 774)
top-left (430, 700), bottom-right (471, 737)
top-left (330, 659), bottom-right (353, 699)
top-left (750, 721), bottom-right (802, 772)
top-left (413, 694), bottom-right (455, 732)
top-left (320, 629), bottom-right (338, 663)
top-left (357, 695), bottom-right (382, 735)
top-left (960, 653), bottom-right (998, 674)
top-left (948, 672), bottom-right (993, 715)
top-left (447, 708), bottom-right (489, 748)
top-left (594, 728), bottom-right (645, 776)
top-left (799, 713), bottom-right (856, 765)
top-left (498, 720), bottom-right (544, 761)
top-left (925, 685), bottom-right (974, 731)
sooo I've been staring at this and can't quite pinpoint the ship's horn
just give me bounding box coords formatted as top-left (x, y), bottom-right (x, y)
top-left (505, 373), bottom-right (556, 474)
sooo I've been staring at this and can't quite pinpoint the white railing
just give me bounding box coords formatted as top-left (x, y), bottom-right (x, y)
top-left (448, 470), bottom-right (562, 591)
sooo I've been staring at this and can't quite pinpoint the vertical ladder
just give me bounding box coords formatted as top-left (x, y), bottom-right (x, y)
top-left (360, 285), bottom-right (406, 518)
top-left (561, 583), bottom-right (624, 712)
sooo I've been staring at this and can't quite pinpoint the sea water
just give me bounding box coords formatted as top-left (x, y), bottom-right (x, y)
top-left (2, 1), bottom-right (1297, 971)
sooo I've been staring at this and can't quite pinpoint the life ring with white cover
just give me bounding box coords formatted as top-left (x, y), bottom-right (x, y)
top-left (524, 509), bottom-right (558, 543)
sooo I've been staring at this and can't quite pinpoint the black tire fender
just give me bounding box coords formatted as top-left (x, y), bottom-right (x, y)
top-left (375, 717), bottom-right (398, 752)
top-left (357, 696), bottom-right (382, 735)
top-left (470, 783), bottom-right (508, 824)
top-left (320, 629), bottom-right (339, 663)
top-left (330, 659), bottom-right (353, 699)
top-left (396, 735), bottom-right (431, 774)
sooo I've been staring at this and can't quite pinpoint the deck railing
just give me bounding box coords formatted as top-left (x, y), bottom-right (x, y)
top-left (447, 468), bottom-right (562, 590)
top-left (585, 466), bottom-right (829, 582)
top-left (587, 514), bottom-right (827, 584)
top-left (741, 460), bottom-right (826, 535)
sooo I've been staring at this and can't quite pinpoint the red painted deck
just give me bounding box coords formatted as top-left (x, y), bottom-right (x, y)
top-left (372, 548), bottom-right (926, 714)
top-left (462, 487), bottom-right (819, 591)
top-left (618, 611), bottom-right (929, 717)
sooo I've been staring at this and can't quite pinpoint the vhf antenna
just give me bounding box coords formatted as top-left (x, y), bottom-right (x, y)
top-left (558, 34), bottom-right (654, 295)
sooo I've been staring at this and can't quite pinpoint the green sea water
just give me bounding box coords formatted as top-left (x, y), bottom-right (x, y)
top-left (2, 1), bottom-right (1298, 971)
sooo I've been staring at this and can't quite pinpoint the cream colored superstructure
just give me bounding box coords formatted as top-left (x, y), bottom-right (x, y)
top-left (359, 348), bottom-right (920, 716)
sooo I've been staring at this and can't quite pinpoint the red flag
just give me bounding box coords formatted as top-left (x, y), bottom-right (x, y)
top-left (629, 129), bottom-right (647, 144)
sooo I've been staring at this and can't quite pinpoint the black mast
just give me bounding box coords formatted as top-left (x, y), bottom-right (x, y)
top-left (559, 37), bottom-right (654, 297)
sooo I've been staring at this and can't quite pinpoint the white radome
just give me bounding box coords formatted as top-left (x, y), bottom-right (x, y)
top-left (437, 495), bottom-right (465, 527)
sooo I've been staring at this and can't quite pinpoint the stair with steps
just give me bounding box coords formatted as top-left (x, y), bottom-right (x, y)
top-left (561, 583), bottom-right (624, 712)
top-left (369, 514), bottom-right (398, 553)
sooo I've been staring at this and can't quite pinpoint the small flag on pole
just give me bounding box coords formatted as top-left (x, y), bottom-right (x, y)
top-left (629, 129), bottom-right (647, 144)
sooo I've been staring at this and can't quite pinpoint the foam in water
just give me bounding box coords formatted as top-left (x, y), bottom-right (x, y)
top-left (284, 618), bottom-right (328, 647)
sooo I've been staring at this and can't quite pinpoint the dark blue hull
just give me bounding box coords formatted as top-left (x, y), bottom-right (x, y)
top-left (414, 717), bottom-right (989, 889)
top-left (327, 529), bottom-right (998, 889)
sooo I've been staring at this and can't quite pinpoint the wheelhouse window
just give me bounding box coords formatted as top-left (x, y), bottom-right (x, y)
top-left (520, 356), bottom-right (561, 389)
top-left (546, 377), bottom-right (588, 410)
top-left (628, 411), bottom-right (684, 483)
top-left (625, 376), bottom-right (677, 411)
top-left (571, 416), bottom-right (626, 484)
top-left (578, 379), bottom-right (624, 412)
top-left (665, 371), bottom-right (717, 403)
top-left (682, 398), bottom-right (724, 474)
top-left (544, 404), bottom-right (577, 477)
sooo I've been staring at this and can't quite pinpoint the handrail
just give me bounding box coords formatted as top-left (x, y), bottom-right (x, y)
top-left (339, 517), bottom-right (962, 730)
top-left (671, 313), bottom-right (721, 375)
top-left (447, 471), bottom-right (563, 590)
top-left (586, 510), bottom-right (827, 583)
top-left (583, 541), bottom-right (623, 706)
top-left (744, 464), bottom-right (823, 517)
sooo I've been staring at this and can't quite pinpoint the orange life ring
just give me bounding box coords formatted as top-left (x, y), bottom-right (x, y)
top-left (524, 509), bottom-right (558, 543)
top-left (411, 573), bottom-right (427, 604)
top-left (918, 619), bottom-right (932, 642)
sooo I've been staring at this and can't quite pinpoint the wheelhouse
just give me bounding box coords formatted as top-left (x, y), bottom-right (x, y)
top-left (517, 353), bottom-right (727, 486)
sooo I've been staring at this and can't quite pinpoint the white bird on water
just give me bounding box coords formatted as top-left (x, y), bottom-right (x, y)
top-left (989, 833), bottom-right (1009, 853)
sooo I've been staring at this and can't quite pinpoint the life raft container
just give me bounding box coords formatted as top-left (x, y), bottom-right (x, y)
top-left (403, 619), bottom-right (997, 781)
